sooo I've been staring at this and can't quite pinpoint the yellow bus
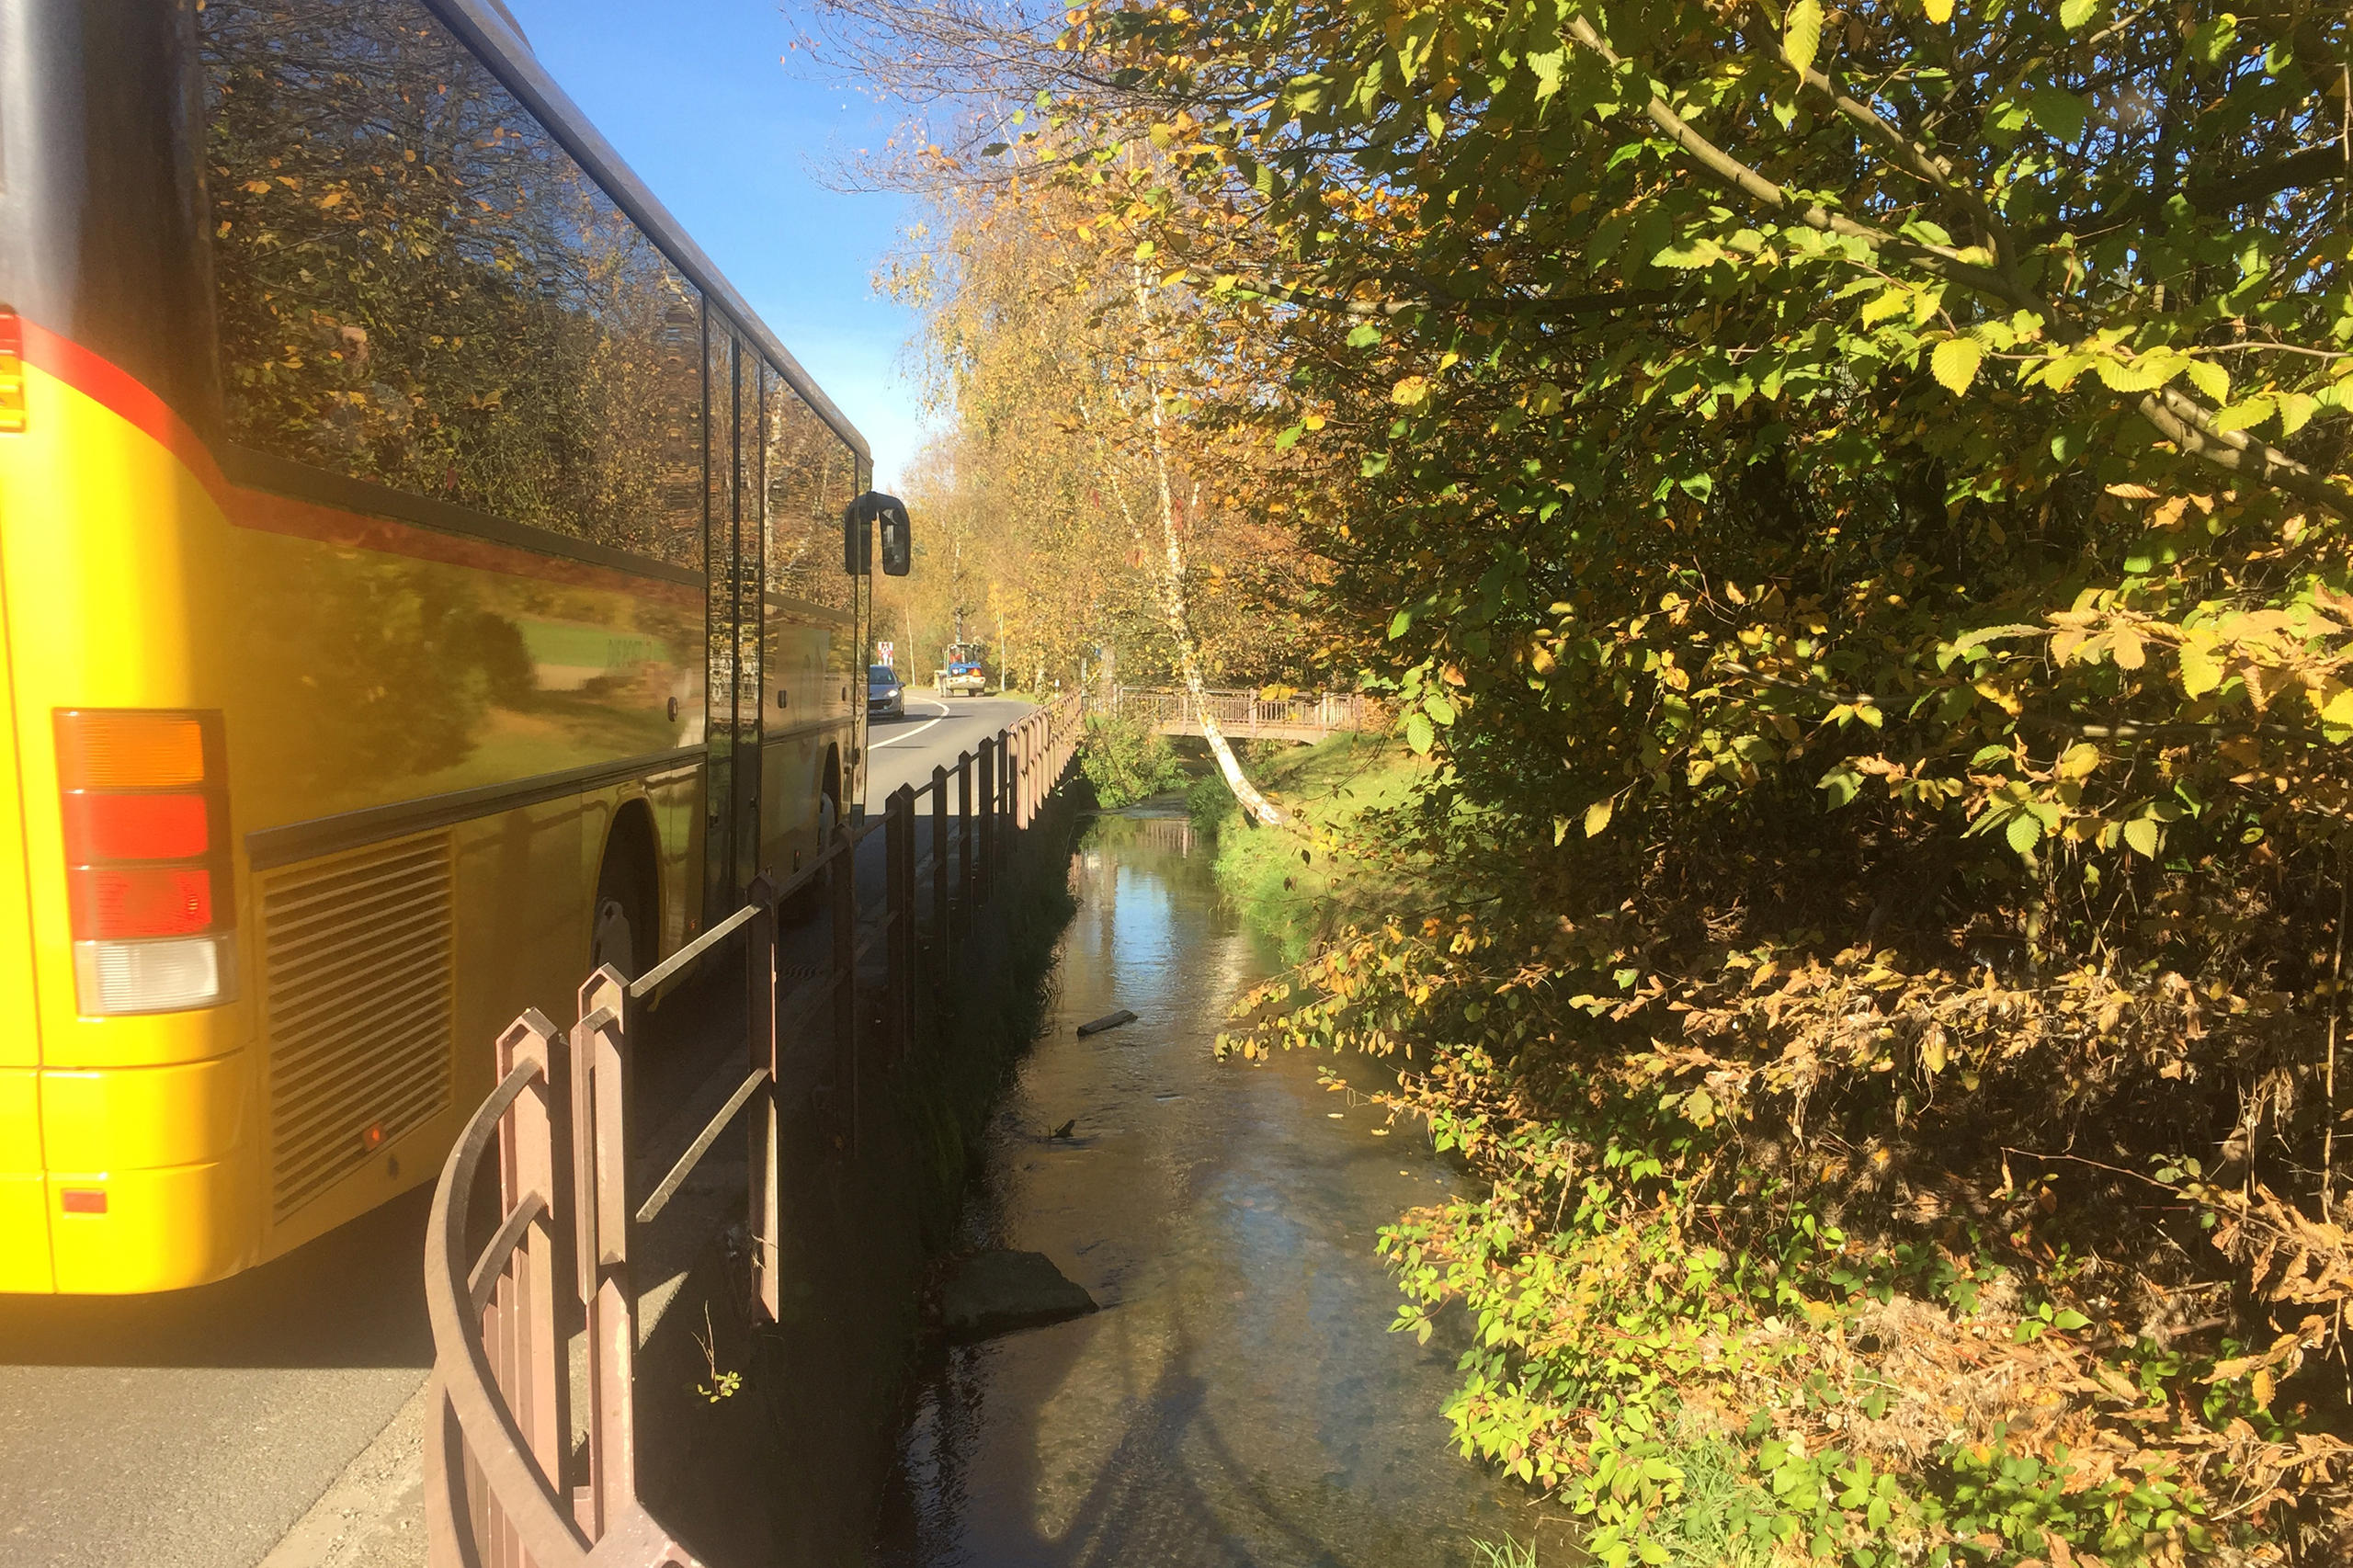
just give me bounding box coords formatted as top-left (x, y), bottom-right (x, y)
top-left (0, 0), bottom-right (885, 1292)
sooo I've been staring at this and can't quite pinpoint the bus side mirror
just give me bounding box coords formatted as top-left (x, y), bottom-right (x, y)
top-left (843, 492), bottom-right (913, 577)
top-left (879, 501), bottom-right (912, 577)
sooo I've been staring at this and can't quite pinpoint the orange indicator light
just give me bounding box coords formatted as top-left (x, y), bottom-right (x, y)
top-left (56, 711), bottom-right (209, 790)
top-left (0, 310), bottom-right (24, 434)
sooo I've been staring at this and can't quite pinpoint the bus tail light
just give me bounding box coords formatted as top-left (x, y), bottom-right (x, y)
top-left (0, 309), bottom-right (25, 434)
top-left (56, 710), bottom-right (235, 1016)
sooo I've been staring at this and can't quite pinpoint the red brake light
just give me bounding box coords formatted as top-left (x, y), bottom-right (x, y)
top-left (70, 867), bottom-right (214, 940)
top-left (55, 710), bottom-right (236, 1014)
top-left (63, 792), bottom-right (210, 862)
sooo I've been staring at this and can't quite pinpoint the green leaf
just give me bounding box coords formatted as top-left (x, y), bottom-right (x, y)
top-left (2123, 817), bottom-right (2161, 858)
top-left (2028, 85), bottom-right (2088, 144)
top-left (2059, 0), bottom-right (2097, 28)
top-left (1585, 798), bottom-right (1615, 836)
top-left (2213, 395), bottom-right (2277, 432)
top-left (1930, 337), bottom-right (1984, 396)
top-left (1405, 712), bottom-right (1436, 754)
top-left (1860, 289), bottom-right (1910, 328)
top-left (2053, 1309), bottom-right (2090, 1330)
top-left (2094, 352), bottom-right (2186, 393)
top-left (1817, 763), bottom-right (1862, 809)
top-left (1528, 48), bottom-right (1566, 102)
top-left (1782, 0), bottom-right (1823, 74)
top-left (2184, 358), bottom-right (2230, 403)
top-left (2005, 812), bottom-right (2042, 855)
top-left (2188, 13), bottom-right (2238, 65)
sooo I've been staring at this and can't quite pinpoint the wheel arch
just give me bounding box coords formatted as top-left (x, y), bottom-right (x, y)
top-left (596, 793), bottom-right (663, 959)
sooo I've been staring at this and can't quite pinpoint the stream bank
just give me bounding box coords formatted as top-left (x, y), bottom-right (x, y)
top-left (874, 806), bottom-right (1556, 1567)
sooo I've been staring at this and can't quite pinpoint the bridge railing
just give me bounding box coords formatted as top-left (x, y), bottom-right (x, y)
top-left (1108, 687), bottom-right (1378, 738)
top-left (423, 693), bottom-right (1083, 1568)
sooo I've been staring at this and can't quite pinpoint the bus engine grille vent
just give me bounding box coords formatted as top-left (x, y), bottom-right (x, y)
top-left (263, 835), bottom-right (456, 1221)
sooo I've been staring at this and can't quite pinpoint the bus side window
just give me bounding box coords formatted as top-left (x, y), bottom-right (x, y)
top-left (201, 0), bottom-right (704, 569)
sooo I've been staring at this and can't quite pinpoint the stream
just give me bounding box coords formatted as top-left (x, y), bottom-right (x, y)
top-left (873, 808), bottom-right (1558, 1567)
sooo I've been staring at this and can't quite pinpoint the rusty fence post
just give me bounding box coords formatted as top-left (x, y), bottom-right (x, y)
top-left (975, 737), bottom-right (995, 909)
top-left (957, 751), bottom-right (974, 932)
top-left (1009, 723), bottom-right (1025, 831)
top-left (747, 881), bottom-right (779, 1323)
top-left (931, 764), bottom-right (950, 968)
top-left (993, 728), bottom-right (1010, 881)
top-left (830, 822), bottom-right (858, 1154)
top-left (885, 786), bottom-right (913, 1062)
top-left (572, 965), bottom-right (637, 1542)
top-left (487, 1011), bottom-right (568, 1568)
top-left (1024, 722), bottom-right (1039, 825)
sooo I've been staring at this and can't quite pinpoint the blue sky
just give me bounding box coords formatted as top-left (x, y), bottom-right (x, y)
top-left (503, 0), bottom-right (929, 489)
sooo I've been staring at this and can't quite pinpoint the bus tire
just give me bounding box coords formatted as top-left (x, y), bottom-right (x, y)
top-left (592, 802), bottom-right (660, 983)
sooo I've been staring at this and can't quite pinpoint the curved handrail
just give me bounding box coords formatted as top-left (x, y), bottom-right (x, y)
top-left (424, 1059), bottom-right (594, 1567)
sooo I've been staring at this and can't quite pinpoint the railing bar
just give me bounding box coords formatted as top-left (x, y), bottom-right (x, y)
top-left (633, 1068), bottom-right (769, 1227)
top-left (425, 1068), bottom-right (591, 1564)
top-left (628, 903), bottom-right (758, 998)
top-left (466, 1189), bottom-right (551, 1315)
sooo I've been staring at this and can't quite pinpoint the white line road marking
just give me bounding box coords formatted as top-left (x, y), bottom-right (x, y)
top-left (870, 702), bottom-right (955, 749)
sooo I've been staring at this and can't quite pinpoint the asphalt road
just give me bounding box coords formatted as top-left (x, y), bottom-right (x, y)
top-left (0, 691), bottom-right (1038, 1568)
top-left (862, 692), bottom-right (1038, 808)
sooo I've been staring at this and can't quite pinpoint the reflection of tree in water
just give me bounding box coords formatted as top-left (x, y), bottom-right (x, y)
top-left (202, 0), bottom-right (704, 566)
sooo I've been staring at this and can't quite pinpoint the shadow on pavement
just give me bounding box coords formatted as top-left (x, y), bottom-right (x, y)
top-left (0, 1184), bottom-right (435, 1370)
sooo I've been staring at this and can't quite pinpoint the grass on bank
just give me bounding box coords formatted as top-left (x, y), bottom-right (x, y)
top-left (1184, 730), bottom-right (1428, 962)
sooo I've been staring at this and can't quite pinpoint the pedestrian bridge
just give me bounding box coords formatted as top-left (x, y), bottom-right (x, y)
top-left (1108, 687), bottom-right (1379, 744)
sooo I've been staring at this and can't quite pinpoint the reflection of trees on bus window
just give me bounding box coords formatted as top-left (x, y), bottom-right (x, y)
top-left (200, 0), bottom-right (705, 569)
top-left (763, 369), bottom-right (854, 611)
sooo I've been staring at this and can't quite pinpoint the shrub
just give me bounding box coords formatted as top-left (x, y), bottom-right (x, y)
top-left (1076, 707), bottom-right (1188, 808)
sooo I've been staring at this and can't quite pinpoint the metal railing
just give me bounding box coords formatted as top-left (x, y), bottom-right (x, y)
top-left (424, 694), bottom-right (1084, 1568)
top-left (1107, 687), bottom-right (1377, 739)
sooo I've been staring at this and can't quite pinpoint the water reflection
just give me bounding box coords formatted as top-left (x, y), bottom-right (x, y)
top-left (878, 811), bottom-right (1556, 1567)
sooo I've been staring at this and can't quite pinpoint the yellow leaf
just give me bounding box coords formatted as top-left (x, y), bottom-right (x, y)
top-left (1923, 0), bottom-right (1954, 19)
top-left (2316, 682), bottom-right (2353, 727)
top-left (1931, 336), bottom-right (1983, 396)
top-left (2059, 743), bottom-right (2100, 781)
top-left (1585, 798), bottom-right (1614, 837)
top-left (1302, 413), bottom-right (1326, 430)
top-left (2178, 643), bottom-right (2222, 698)
top-left (1391, 375), bottom-right (1431, 406)
top-left (2111, 628), bottom-right (2145, 669)
top-left (1783, 0), bottom-right (1823, 74)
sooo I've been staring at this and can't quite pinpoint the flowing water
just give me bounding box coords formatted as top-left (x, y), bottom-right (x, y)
top-left (874, 810), bottom-right (1563, 1568)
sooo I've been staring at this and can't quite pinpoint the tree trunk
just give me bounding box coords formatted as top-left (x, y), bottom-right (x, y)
top-left (1110, 262), bottom-right (1290, 828)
